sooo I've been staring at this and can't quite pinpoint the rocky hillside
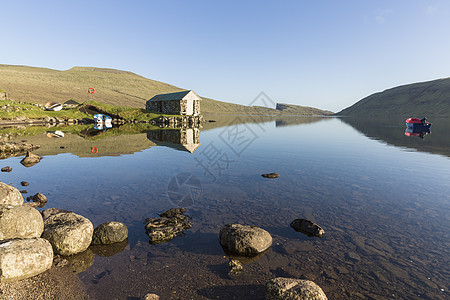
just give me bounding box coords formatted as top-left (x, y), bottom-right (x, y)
top-left (0, 65), bottom-right (331, 116)
top-left (337, 78), bottom-right (450, 117)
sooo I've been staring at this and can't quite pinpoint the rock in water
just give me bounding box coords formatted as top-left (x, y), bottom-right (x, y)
top-left (20, 151), bottom-right (42, 167)
top-left (144, 208), bottom-right (192, 244)
top-left (219, 224), bottom-right (272, 256)
top-left (0, 182), bottom-right (24, 205)
top-left (0, 205), bottom-right (44, 240)
top-left (261, 173), bottom-right (279, 178)
top-left (91, 221), bottom-right (128, 245)
top-left (1, 166), bottom-right (12, 172)
top-left (266, 277), bottom-right (328, 300)
top-left (41, 207), bottom-right (72, 220)
top-left (21, 181), bottom-right (29, 186)
top-left (27, 192), bottom-right (48, 204)
top-left (0, 238), bottom-right (53, 283)
top-left (290, 219), bottom-right (324, 238)
top-left (42, 212), bottom-right (93, 256)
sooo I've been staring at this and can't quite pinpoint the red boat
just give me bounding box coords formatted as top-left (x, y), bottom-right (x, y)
top-left (406, 117), bottom-right (431, 129)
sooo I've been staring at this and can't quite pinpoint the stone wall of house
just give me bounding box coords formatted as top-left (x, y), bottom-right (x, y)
top-left (146, 100), bottom-right (181, 115)
top-left (193, 100), bottom-right (201, 116)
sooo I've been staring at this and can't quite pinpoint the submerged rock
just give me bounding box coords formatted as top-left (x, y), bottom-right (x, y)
top-left (0, 238), bottom-right (53, 283)
top-left (42, 212), bottom-right (94, 256)
top-left (41, 207), bottom-right (73, 220)
top-left (21, 181), bottom-right (29, 186)
top-left (143, 294), bottom-right (160, 300)
top-left (0, 204), bottom-right (44, 240)
top-left (27, 192), bottom-right (48, 204)
top-left (228, 259), bottom-right (243, 275)
top-left (1, 166), bottom-right (12, 172)
top-left (219, 224), bottom-right (272, 256)
top-left (91, 221), bottom-right (128, 245)
top-left (0, 182), bottom-right (24, 205)
top-left (144, 208), bottom-right (192, 244)
top-left (290, 219), bottom-right (324, 238)
top-left (261, 173), bottom-right (279, 178)
top-left (20, 151), bottom-right (42, 167)
top-left (90, 238), bottom-right (128, 257)
top-left (266, 277), bottom-right (328, 300)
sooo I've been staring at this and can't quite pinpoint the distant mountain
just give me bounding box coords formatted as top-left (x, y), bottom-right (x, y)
top-left (337, 78), bottom-right (450, 117)
top-left (0, 64), bottom-right (331, 116)
top-left (276, 103), bottom-right (333, 115)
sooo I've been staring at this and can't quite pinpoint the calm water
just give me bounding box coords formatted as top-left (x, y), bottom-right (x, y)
top-left (2, 116), bottom-right (449, 299)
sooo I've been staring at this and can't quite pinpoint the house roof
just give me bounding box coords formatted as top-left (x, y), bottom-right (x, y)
top-left (148, 90), bottom-right (201, 102)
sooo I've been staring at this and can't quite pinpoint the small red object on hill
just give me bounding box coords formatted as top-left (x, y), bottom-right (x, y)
top-left (88, 87), bottom-right (95, 94)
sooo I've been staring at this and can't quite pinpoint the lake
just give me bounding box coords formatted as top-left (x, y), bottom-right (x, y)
top-left (2, 116), bottom-right (449, 299)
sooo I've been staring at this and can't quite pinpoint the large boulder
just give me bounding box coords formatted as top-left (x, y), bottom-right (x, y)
top-left (0, 238), bottom-right (53, 283)
top-left (91, 221), bottom-right (128, 245)
top-left (0, 182), bottom-right (24, 205)
top-left (266, 277), bottom-right (328, 300)
top-left (0, 205), bottom-right (43, 240)
top-left (42, 212), bottom-right (93, 256)
top-left (219, 224), bottom-right (272, 256)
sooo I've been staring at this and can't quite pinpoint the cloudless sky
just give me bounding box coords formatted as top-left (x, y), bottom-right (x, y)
top-left (1, 0), bottom-right (450, 112)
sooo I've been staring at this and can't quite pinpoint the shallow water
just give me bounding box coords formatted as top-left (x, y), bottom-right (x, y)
top-left (2, 116), bottom-right (449, 299)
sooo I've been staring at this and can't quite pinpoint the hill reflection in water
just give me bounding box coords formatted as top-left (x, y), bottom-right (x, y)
top-left (340, 116), bottom-right (450, 157)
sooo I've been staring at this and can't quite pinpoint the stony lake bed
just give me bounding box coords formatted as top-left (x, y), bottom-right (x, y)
top-left (0, 116), bottom-right (449, 299)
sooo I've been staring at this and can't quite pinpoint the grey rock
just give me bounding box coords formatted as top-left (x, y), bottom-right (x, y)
top-left (266, 277), bottom-right (328, 300)
top-left (20, 151), bottom-right (42, 167)
top-left (91, 221), bottom-right (128, 245)
top-left (0, 205), bottom-right (44, 240)
top-left (42, 212), bottom-right (93, 256)
top-left (0, 182), bottom-right (24, 205)
top-left (219, 224), bottom-right (272, 256)
top-left (290, 219), bottom-right (324, 238)
top-left (0, 238), bottom-right (53, 283)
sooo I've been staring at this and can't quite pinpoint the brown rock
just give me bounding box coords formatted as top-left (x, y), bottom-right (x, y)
top-left (20, 151), bottom-right (42, 167)
top-left (290, 219), bottom-right (324, 238)
top-left (1, 166), bottom-right (12, 172)
top-left (262, 173), bottom-right (279, 178)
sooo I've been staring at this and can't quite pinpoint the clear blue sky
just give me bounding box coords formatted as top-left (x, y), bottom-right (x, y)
top-left (2, 0), bottom-right (450, 112)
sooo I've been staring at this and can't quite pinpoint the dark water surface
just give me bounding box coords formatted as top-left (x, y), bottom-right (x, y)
top-left (2, 116), bottom-right (449, 299)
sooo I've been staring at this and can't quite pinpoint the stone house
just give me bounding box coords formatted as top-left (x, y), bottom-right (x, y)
top-left (146, 90), bottom-right (201, 116)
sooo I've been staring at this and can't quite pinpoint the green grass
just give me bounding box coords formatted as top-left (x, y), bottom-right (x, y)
top-left (0, 99), bottom-right (90, 120)
top-left (79, 100), bottom-right (179, 121)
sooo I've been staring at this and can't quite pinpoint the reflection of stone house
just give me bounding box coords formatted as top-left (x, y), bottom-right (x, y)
top-left (146, 90), bottom-right (201, 116)
top-left (147, 128), bottom-right (201, 153)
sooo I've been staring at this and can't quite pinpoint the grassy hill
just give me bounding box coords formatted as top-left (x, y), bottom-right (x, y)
top-left (0, 64), bottom-right (331, 116)
top-left (337, 78), bottom-right (450, 117)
